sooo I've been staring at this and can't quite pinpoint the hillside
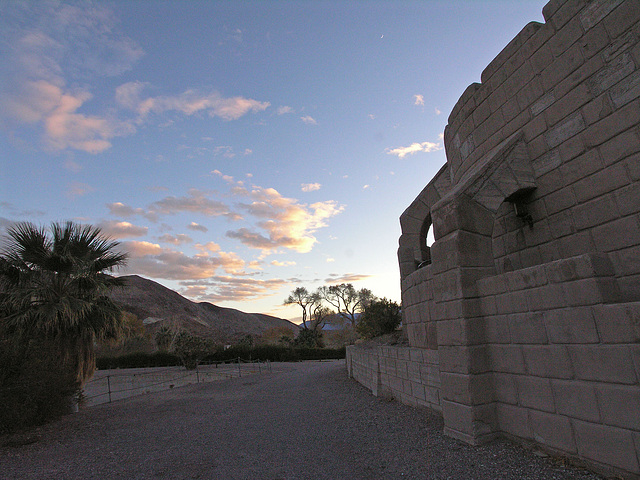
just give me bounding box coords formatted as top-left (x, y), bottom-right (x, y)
top-left (108, 275), bottom-right (298, 343)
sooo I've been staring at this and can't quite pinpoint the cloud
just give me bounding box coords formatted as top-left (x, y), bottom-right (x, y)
top-left (325, 273), bottom-right (373, 284)
top-left (159, 233), bottom-right (193, 245)
top-left (195, 241), bottom-right (221, 253)
top-left (187, 222), bottom-right (208, 233)
top-left (0, 201), bottom-right (46, 218)
top-left (98, 220), bottom-right (148, 239)
top-left (179, 276), bottom-right (289, 303)
top-left (277, 106), bottom-right (293, 115)
top-left (121, 241), bottom-right (246, 280)
top-left (386, 141), bottom-right (442, 158)
top-left (413, 94), bottom-right (425, 106)
top-left (300, 115), bottom-right (317, 125)
top-left (66, 181), bottom-right (95, 198)
top-left (150, 189), bottom-right (233, 218)
top-left (0, 2), bottom-right (142, 153)
top-left (368, 114), bottom-right (376, 120)
top-left (435, 107), bottom-right (442, 115)
top-left (5, 80), bottom-right (134, 153)
top-left (228, 186), bottom-right (344, 253)
top-left (64, 159), bottom-right (82, 173)
top-left (106, 202), bottom-right (147, 217)
top-left (107, 190), bottom-right (238, 223)
top-left (301, 183), bottom-right (321, 192)
top-left (212, 169), bottom-right (242, 185)
top-left (271, 260), bottom-right (296, 267)
top-left (116, 82), bottom-right (270, 121)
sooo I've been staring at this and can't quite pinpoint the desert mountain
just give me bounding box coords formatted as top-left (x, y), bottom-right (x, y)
top-left (108, 275), bottom-right (298, 343)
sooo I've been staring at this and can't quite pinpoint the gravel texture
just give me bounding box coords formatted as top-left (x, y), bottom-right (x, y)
top-left (0, 360), bottom-right (604, 480)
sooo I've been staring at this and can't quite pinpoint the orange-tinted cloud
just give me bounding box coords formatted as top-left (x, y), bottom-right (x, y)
top-left (159, 233), bottom-right (193, 245)
top-left (179, 276), bottom-right (290, 303)
top-left (121, 240), bottom-right (247, 280)
top-left (98, 220), bottom-right (148, 239)
top-left (325, 273), bottom-right (374, 284)
top-left (228, 185), bottom-right (344, 253)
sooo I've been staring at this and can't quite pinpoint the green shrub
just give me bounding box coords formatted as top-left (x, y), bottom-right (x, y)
top-left (202, 345), bottom-right (345, 363)
top-left (96, 344), bottom-right (346, 370)
top-left (0, 339), bottom-right (80, 433)
top-left (294, 328), bottom-right (324, 348)
top-left (171, 332), bottom-right (215, 370)
top-left (356, 298), bottom-right (402, 339)
top-left (96, 351), bottom-right (181, 369)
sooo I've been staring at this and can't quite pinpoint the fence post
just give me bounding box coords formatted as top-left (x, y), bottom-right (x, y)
top-left (107, 375), bottom-right (112, 403)
top-left (196, 368), bottom-right (200, 383)
top-left (238, 357), bottom-right (241, 377)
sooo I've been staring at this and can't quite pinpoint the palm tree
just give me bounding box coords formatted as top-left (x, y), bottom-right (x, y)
top-left (0, 221), bottom-right (128, 384)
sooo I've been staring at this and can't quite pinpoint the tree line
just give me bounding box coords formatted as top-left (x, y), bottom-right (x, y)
top-left (283, 283), bottom-right (401, 347)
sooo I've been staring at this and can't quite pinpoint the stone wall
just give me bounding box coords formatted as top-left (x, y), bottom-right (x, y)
top-left (347, 344), bottom-right (441, 411)
top-left (348, 0), bottom-right (640, 477)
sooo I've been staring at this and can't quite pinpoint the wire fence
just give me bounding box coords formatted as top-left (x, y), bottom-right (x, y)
top-left (82, 358), bottom-right (271, 407)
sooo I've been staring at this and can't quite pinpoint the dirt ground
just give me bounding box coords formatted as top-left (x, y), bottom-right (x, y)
top-left (0, 360), bottom-right (603, 480)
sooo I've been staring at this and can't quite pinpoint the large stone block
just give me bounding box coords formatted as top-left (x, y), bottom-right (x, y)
top-left (614, 181), bottom-right (640, 216)
top-left (496, 403), bottom-right (532, 440)
top-left (592, 302), bottom-right (640, 343)
top-left (516, 375), bottom-right (556, 412)
top-left (559, 148), bottom-right (602, 184)
top-left (591, 215), bottom-right (640, 252)
top-left (530, 410), bottom-right (577, 453)
top-left (596, 383), bottom-right (640, 430)
top-left (545, 110), bottom-right (586, 148)
top-left (572, 161), bottom-right (629, 202)
top-left (522, 345), bottom-right (574, 379)
top-left (509, 312), bottom-right (549, 344)
top-left (544, 306), bottom-right (600, 343)
top-left (493, 373), bottom-right (519, 405)
top-left (439, 345), bottom-right (492, 375)
top-left (568, 345), bottom-right (638, 384)
top-left (574, 420), bottom-right (640, 473)
top-left (602, 0), bottom-right (640, 39)
top-left (490, 345), bottom-right (527, 375)
top-left (431, 194), bottom-right (495, 239)
top-left (579, 0), bottom-right (624, 31)
top-left (442, 400), bottom-right (498, 444)
top-left (551, 379), bottom-right (601, 423)
top-left (584, 98), bottom-right (640, 148)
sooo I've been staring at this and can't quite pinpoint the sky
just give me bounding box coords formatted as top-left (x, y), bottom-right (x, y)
top-left (0, 0), bottom-right (547, 321)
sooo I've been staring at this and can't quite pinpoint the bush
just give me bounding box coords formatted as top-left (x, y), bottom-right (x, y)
top-left (294, 328), bottom-right (324, 348)
top-left (202, 345), bottom-right (345, 363)
top-left (96, 351), bottom-right (182, 369)
top-left (357, 298), bottom-right (402, 339)
top-left (0, 339), bottom-right (80, 433)
top-left (171, 332), bottom-right (215, 370)
top-left (96, 345), bottom-right (346, 370)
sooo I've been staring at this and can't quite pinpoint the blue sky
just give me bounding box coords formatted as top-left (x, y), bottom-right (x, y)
top-left (0, 0), bottom-right (546, 320)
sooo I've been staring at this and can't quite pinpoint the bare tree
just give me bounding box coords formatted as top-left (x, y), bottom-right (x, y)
top-left (308, 292), bottom-right (333, 332)
top-left (318, 283), bottom-right (375, 328)
top-left (284, 287), bottom-right (314, 329)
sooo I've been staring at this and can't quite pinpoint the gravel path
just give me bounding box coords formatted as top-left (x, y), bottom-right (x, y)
top-left (0, 360), bottom-right (603, 480)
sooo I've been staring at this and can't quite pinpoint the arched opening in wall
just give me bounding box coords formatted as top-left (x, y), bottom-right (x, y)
top-left (418, 214), bottom-right (433, 268)
top-left (492, 190), bottom-right (549, 274)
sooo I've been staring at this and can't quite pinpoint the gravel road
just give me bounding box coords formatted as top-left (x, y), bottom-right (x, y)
top-left (0, 360), bottom-right (603, 480)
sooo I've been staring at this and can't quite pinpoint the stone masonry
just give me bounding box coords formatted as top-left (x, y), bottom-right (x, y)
top-left (347, 0), bottom-right (640, 477)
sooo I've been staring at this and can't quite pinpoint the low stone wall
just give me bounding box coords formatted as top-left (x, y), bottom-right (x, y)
top-left (346, 345), bottom-right (441, 412)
